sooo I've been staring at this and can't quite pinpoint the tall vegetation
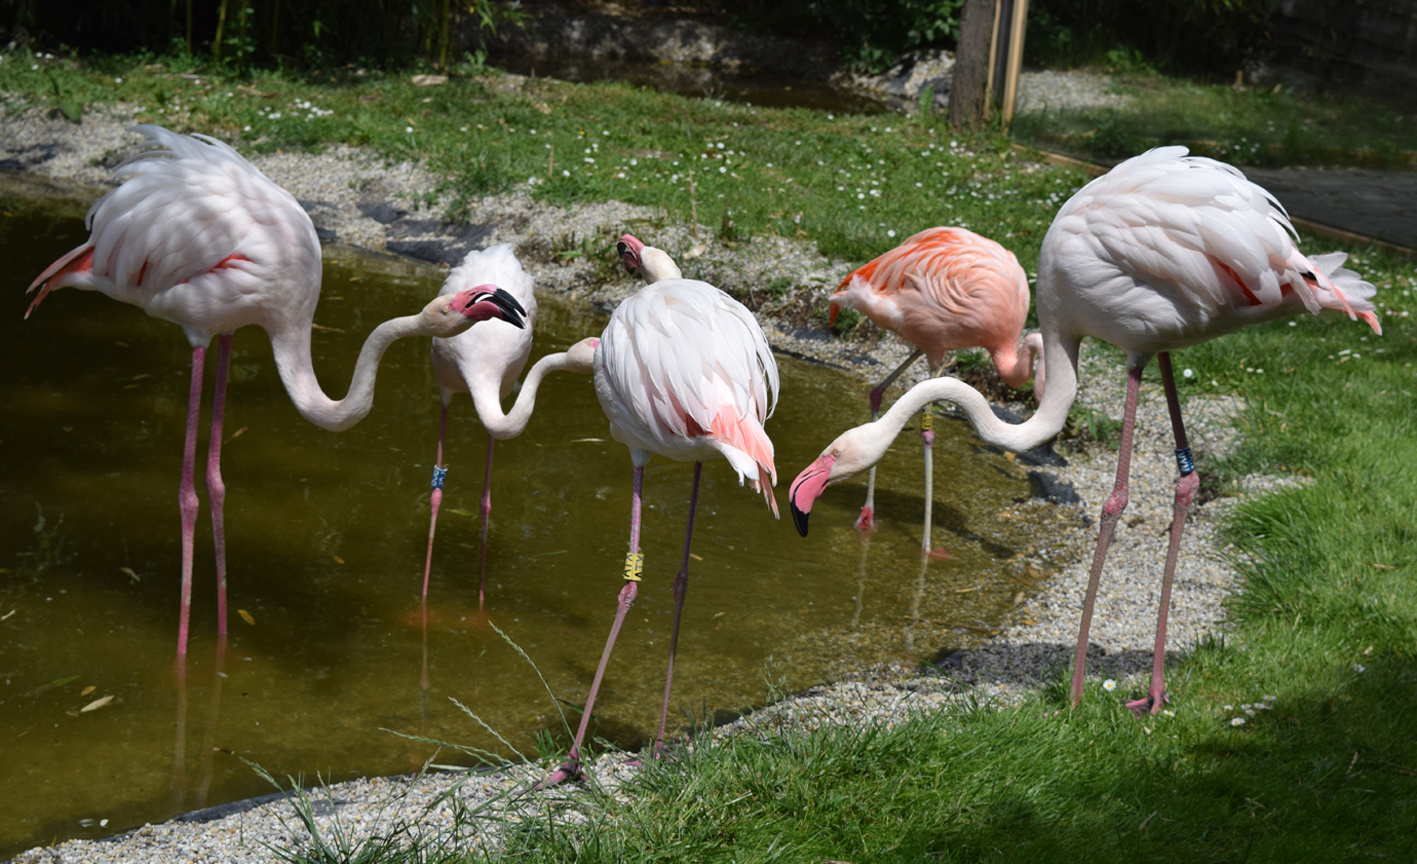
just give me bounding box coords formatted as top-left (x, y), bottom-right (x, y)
top-left (1, 0), bottom-right (519, 70)
top-left (1026, 0), bottom-right (1282, 75)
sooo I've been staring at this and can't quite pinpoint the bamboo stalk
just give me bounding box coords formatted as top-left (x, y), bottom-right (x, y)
top-left (213, 0), bottom-right (229, 60)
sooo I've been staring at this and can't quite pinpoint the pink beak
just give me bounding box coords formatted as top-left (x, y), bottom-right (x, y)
top-left (617, 234), bottom-right (644, 274)
top-left (449, 283), bottom-right (527, 329)
top-left (788, 453), bottom-right (836, 537)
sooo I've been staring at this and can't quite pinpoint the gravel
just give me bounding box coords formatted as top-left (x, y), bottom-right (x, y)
top-left (3, 85), bottom-right (1277, 863)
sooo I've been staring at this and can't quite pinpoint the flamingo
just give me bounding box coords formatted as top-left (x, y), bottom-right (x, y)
top-left (542, 233), bottom-right (779, 785)
top-left (790, 147), bottom-right (1380, 715)
top-left (419, 243), bottom-right (598, 611)
top-left (24, 124), bottom-right (527, 659)
top-left (829, 227), bottom-right (1043, 553)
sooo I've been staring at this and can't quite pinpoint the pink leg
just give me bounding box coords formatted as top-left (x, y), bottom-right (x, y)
top-left (920, 405), bottom-right (950, 560)
top-left (477, 434), bottom-right (495, 614)
top-left (206, 334), bottom-right (233, 637)
top-left (177, 345), bottom-right (207, 659)
top-left (1126, 352), bottom-right (1197, 717)
top-left (540, 465), bottom-right (645, 788)
top-left (859, 348), bottom-right (924, 531)
top-left (421, 406), bottom-right (449, 600)
top-left (1069, 358), bottom-right (1147, 708)
top-left (654, 461), bottom-right (703, 751)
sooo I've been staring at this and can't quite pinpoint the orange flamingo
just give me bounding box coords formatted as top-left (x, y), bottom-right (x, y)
top-left (829, 227), bottom-right (1042, 553)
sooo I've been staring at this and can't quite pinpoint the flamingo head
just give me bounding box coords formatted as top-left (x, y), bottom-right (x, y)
top-left (788, 422), bottom-right (895, 537)
top-left (618, 234), bottom-right (645, 275)
top-left (431, 284), bottom-right (527, 335)
top-left (563, 337), bottom-right (600, 375)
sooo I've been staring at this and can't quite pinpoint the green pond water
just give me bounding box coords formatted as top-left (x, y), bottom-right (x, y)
top-left (0, 186), bottom-right (1054, 856)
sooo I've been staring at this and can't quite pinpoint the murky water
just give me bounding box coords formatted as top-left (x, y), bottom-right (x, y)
top-left (1, 191), bottom-right (1049, 856)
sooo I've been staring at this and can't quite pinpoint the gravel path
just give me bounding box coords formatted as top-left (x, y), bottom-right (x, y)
top-left (3, 94), bottom-right (1269, 863)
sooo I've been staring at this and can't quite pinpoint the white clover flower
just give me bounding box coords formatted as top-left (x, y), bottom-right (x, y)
top-left (1263, 695), bottom-right (1277, 702)
top-left (405, 126), bottom-right (413, 133)
top-left (1223, 704), bottom-right (1234, 711)
top-left (1183, 368), bottom-right (1194, 378)
top-left (1163, 710), bottom-right (1175, 717)
top-left (1103, 679), bottom-right (1117, 692)
top-left (1354, 663), bottom-right (1366, 673)
top-left (887, 229), bottom-right (896, 238)
top-left (1231, 717), bottom-right (1246, 726)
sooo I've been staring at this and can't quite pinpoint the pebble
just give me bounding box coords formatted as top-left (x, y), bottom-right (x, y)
top-left (3, 88), bottom-right (1278, 863)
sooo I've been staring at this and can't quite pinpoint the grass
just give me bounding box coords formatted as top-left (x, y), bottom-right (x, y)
top-left (5, 46), bottom-right (1417, 864)
top-left (1014, 67), bottom-right (1417, 169)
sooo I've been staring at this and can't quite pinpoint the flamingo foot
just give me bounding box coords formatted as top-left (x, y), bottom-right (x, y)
top-left (855, 506), bottom-right (876, 532)
top-left (924, 546), bottom-right (953, 561)
top-left (536, 757), bottom-right (584, 789)
top-left (1125, 690), bottom-right (1168, 718)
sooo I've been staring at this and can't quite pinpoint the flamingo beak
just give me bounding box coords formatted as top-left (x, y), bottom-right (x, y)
top-left (454, 284), bottom-right (527, 329)
top-left (618, 233), bottom-right (644, 274)
top-left (788, 453), bottom-right (837, 537)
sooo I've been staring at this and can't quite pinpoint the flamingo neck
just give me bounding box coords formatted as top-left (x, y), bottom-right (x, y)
top-left (472, 350), bottom-right (581, 439)
top-left (269, 314), bottom-right (432, 432)
top-left (878, 330), bottom-right (1077, 454)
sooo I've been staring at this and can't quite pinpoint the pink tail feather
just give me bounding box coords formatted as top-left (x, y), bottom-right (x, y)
top-left (26, 245), bottom-right (95, 318)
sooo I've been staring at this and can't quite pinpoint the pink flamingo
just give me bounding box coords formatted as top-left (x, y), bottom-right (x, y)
top-left (790, 147), bottom-right (1380, 715)
top-left (830, 227), bottom-right (1042, 553)
top-left (542, 234), bottom-right (779, 785)
top-left (25, 125), bottom-right (526, 659)
top-left (420, 243), bottom-right (598, 611)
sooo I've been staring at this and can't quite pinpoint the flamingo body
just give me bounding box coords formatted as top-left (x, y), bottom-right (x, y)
top-left (594, 277), bottom-right (779, 500)
top-left (1041, 146), bottom-right (1378, 355)
top-left (831, 227), bottom-right (1038, 386)
top-left (792, 147), bottom-right (1379, 714)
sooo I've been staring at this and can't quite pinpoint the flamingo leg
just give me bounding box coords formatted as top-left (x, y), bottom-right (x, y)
top-left (1126, 352), bottom-right (1197, 717)
top-left (859, 348), bottom-right (923, 530)
top-left (177, 345), bottom-right (207, 659)
top-left (654, 461), bottom-right (703, 752)
top-left (207, 333), bottom-right (233, 638)
top-left (421, 405), bottom-right (449, 601)
top-left (477, 434), bottom-right (495, 614)
top-left (541, 465), bottom-right (645, 787)
top-left (919, 404), bottom-right (951, 559)
top-left (1069, 357), bottom-right (1147, 709)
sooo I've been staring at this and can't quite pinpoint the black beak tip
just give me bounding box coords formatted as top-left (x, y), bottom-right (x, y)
top-left (790, 501), bottom-right (809, 537)
top-left (616, 241), bottom-right (629, 258)
top-left (489, 288), bottom-right (527, 329)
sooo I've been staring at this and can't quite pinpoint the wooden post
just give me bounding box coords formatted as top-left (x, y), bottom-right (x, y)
top-left (949, 0), bottom-right (997, 130)
top-left (999, 0), bottom-right (1030, 129)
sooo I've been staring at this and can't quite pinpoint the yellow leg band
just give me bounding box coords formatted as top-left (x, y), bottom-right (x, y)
top-left (921, 408), bottom-right (933, 431)
top-left (623, 551), bottom-right (644, 582)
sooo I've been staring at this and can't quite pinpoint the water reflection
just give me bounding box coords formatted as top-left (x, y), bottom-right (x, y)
top-left (1, 191), bottom-right (1053, 857)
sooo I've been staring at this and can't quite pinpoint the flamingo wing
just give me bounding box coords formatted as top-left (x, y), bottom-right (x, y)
top-left (598, 279), bottom-right (780, 506)
top-left (27, 125), bottom-right (322, 342)
top-left (1056, 147), bottom-right (1380, 336)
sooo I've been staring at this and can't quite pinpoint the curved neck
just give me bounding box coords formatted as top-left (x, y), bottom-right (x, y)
top-left (269, 314), bottom-right (431, 432)
top-left (881, 330), bottom-right (1078, 453)
top-left (474, 350), bottom-right (579, 439)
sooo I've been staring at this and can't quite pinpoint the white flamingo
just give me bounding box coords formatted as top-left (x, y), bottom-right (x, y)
top-left (542, 233), bottom-right (779, 785)
top-left (790, 147), bottom-right (1380, 715)
top-left (25, 125), bottom-right (526, 658)
top-left (420, 244), bottom-right (599, 611)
